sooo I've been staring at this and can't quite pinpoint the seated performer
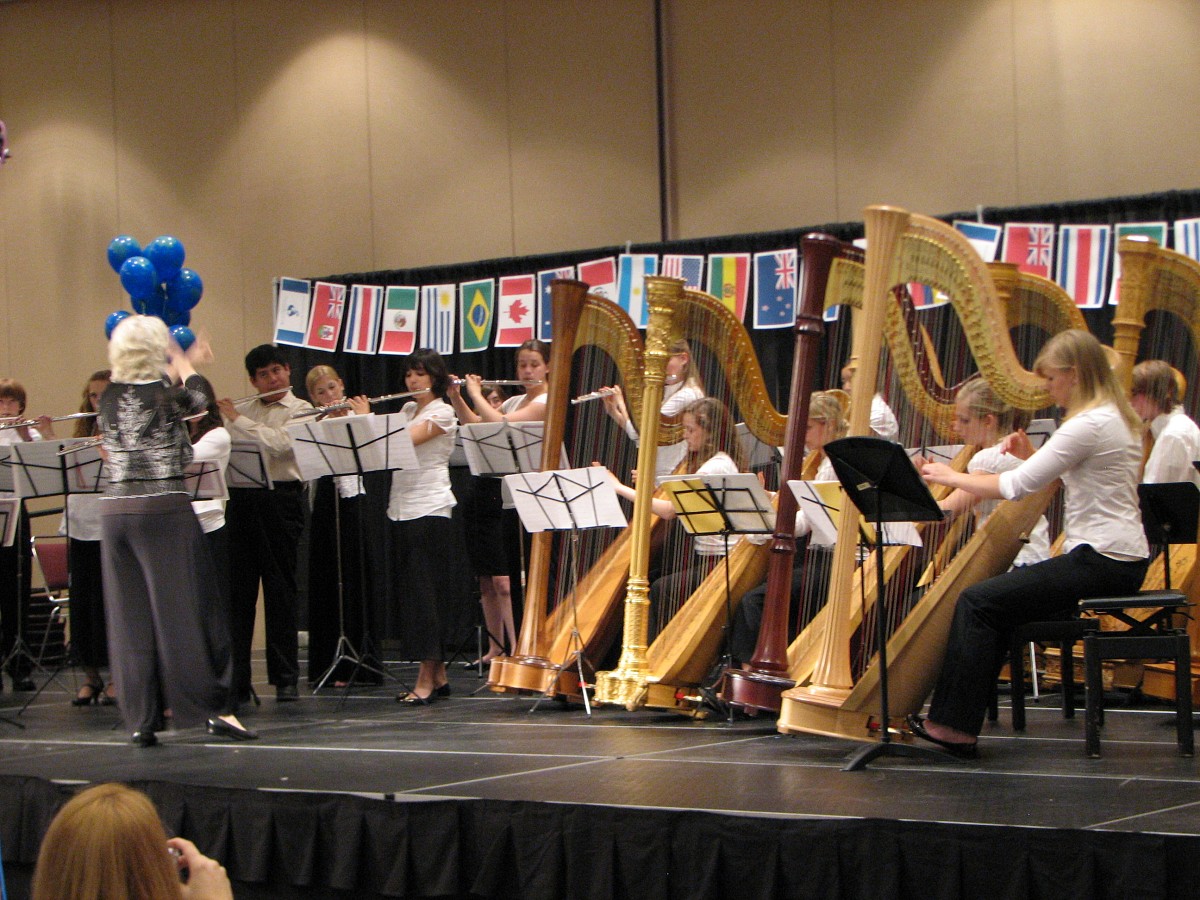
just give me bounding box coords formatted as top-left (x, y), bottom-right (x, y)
top-left (218, 345), bottom-right (313, 704)
top-left (841, 361), bottom-right (899, 442)
top-left (603, 397), bottom-right (746, 640)
top-left (449, 339), bottom-right (549, 664)
top-left (729, 390), bottom-right (846, 667)
top-left (302, 364), bottom-right (374, 686)
top-left (1129, 359), bottom-right (1200, 485)
top-left (600, 338), bottom-right (705, 476)
top-left (931, 376), bottom-right (1051, 566)
top-left (913, 330), bottom-right (1149, 757)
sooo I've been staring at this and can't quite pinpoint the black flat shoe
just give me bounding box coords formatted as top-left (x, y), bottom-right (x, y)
top-left (435, 683), bottom-right (451, 698)
top-left (131, 730), bottom-right (158, 748)
top-left (275, 683), bottom-right (299, 702)
top-left (905, 714), bottom-right (979, 760)
top-left (72, 681), bottom-right (103, 707)
top-left (207, 717), bottom-right (258, 741)
top-left (395, 690), bottom-right (438, 706)
top-left (11, 678), bottom-right (35, 692)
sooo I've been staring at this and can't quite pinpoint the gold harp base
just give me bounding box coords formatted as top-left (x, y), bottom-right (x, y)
top-left (593, 668), bottom-right (649, 710)
top-left (487, 656), bottom-right (563, 695)
top-left (776, 701), bottom-right (903, 745)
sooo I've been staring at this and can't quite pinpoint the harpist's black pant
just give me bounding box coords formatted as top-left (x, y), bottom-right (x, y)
top-left (0, 509), bottom-right (31, 681)
top-left (226, 484), bottom-right (304, 698)
top-left (928, 544), bottom-right (1148, 737)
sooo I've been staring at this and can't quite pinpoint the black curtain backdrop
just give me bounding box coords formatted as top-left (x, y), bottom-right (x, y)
top-left (3, 775), bottom-right (1199, 900)
top-left (279, 188), bottom-right (1200, 412)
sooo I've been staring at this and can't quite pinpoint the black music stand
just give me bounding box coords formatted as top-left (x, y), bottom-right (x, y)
top-left (1140, 481), bottom-right (1200, 591)
top-left (505, 466), bottom-right (626, 714)
top-left (288, 412), bottom-right (419, 703)
top-left (658, 472), bottom-right (775, 722)
top-left (0, 489), bottom-right (23, 729)
top-left (5, 439), bottom-right (105, 714)
top-left (459, 421), bottom-right (551, 679)
top-left (821, 436), bottom-right (947, 770)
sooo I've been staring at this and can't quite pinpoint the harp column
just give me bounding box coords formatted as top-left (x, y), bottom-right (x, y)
top-left (1111, 236), bottom-right (1157, 390)
top-left (594, 276), bottom-right (684, 710)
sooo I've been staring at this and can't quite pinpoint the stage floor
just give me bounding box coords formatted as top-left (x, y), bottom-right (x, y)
top-left (1, 658), bottom-right (1198, 837)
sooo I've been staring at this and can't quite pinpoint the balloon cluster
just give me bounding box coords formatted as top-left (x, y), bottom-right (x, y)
top-left (104, 235), bottom-right (202, 350)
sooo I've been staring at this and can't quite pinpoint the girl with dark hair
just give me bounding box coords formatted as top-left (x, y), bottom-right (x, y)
top-left (1130, 359), bottom-right (1200, 485)
top-left (390, 348), bottom-right (460, 703)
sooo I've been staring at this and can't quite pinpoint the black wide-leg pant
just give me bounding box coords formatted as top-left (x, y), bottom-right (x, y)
top-left (101, 494), bottom-right (231, 733)
top-left (928, 544), bottom-right (1148, 737)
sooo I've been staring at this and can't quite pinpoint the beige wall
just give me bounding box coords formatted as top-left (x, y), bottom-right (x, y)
top-left (0, 0), bottom-right (1197, 411)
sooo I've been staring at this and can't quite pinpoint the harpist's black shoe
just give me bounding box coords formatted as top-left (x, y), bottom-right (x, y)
top-left (131, 730), bottom-right (158, 748)
top-left (905, 714), bottom-right (979, 760)
top-left (207, 717), bottom-right (258, 741)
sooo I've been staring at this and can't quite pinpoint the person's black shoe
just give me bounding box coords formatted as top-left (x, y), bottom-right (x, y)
top-left (207, 717), bottom-right (258, 741)
top-left (12, 677), bottom-right (35, 692)
top-left (131, 730), bottom-right (158, 748)
top-left (905, 714), bottom-right (979, 760)
top-left (275, 683), bottom-right (299, 702)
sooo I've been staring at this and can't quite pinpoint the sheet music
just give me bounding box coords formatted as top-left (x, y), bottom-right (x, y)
top-left (11, 440), bottom-right (106, 498)
top-left (287, 412), bottom-right (419, 480)
top-left (905, 444), bottom-right (965, 465)
top-left (459, 421), bottom-right (568, 477)
top-left (503, 467), bottom-right (627, 532)
top-left (227, 440), bottom-right (273, 489)
top-left (1025, 418), bottom-right (1057, 449)
top-left (656, 472), bottom-right (776, 536)
top-left (788, 480), bottom-right (842, 547)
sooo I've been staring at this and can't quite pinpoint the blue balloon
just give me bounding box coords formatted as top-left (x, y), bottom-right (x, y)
top-left (107, 235), bottom-right (142, 274)
top-left (165, 268), bottom-right (203, 311)
top-left (170, 325), bottom-right (196, 351)
top-left (143, 235), bottom-right (185, 283)
top-left (163, 306), bottom-right (191, 328)
top-left (119, 256), bottom-right (158, 299)
top-left (104, 309), bottom-right (131, 339)
top-left (142, 292), bottom-right (165, 319)
top-left (130, 294), bottom-right (147, 315)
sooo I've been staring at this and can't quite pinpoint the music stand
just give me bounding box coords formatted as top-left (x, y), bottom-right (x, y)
top-left (504, 466), bottom-right (626, 714)
top-left (459, 421), bottom-right (555, 680)
top-left (821, 436), bottom-right (947, 770)
top-left (0, 481), bottom-right (22, 729)
top-left (4, 439), bottom-right (107, 712)
top-left (657, 472), bottom-right (775, 721)
top-left (1140, 481), bottom-right (1200, 591)
top-left (288, 412), bottom-right (419, 701)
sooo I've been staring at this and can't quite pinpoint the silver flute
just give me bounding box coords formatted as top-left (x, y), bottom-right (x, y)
top-left (570, 387), bottom-right (617, 406)
top-left (289, 388), bottom-right (431, 420)
top-left (0, 411), bottom-right (98, 430)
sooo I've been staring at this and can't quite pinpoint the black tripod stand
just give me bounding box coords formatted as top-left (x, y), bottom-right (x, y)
top-left (823, 436), bottom-right (947, 770)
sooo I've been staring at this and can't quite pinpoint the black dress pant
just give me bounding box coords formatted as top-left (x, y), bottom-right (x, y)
top-left (226, 484), bottom-right (304, 698)
top-left (68, 538), bottom-right (107, 669)
top-left (0, 509), bottom-right (31, 680)
top-left (928, 544), bottom-right (1148, 736)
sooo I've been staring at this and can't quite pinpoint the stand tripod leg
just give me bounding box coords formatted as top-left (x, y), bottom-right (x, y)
top-left (529, 628), bottom-right (592, 715)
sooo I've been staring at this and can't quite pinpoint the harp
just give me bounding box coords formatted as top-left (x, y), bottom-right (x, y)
top-left (593, 286), bottom-right (789, 710)
top-left (486, 278), bottom-right (647, 695)
top-left (1108, 236), bottom-right (1200, 702)
top-left (776, 205), bottom-right (1062, 744)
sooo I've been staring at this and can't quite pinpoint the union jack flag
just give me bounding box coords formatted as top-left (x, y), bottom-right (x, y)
top-left (1002, 223), bottom-right (1055, 278)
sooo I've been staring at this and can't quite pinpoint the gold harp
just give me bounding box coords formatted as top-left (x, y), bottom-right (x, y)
top-left (776, 205), bottom-right (1062, 745)
top-left (593, 287), bottom-right (788, 711)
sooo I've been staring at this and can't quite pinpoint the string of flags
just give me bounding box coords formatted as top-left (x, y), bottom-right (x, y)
top-left (274, 216), bottom-right (1200, 353)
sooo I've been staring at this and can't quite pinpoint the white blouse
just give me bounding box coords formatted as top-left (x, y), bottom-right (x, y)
top-left (691, 451), bottom-right (740, 557)
top-left (998, 403), bottom-right (1148, 560)
top-left (623, 383), bottom-right (704, 477)
top-left (968, 442), bottom-right (1051, 566)
top-left (387, 398), bottom-right (458, 521)
top-left (1144, 407), bottom-right (1200, 486)
top-left (190, 426), bottom-right (231, 535)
